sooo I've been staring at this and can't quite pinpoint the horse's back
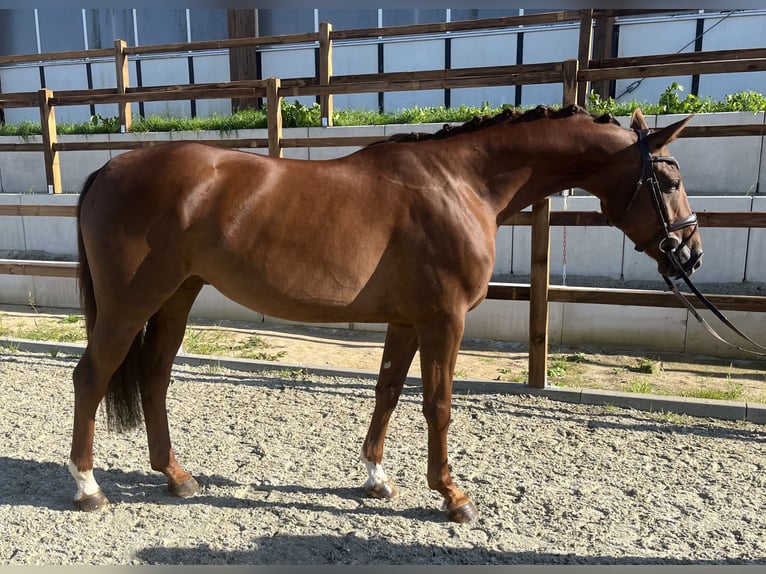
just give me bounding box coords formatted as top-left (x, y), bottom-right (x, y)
top-left (79, 140), bottom-right (495, 324)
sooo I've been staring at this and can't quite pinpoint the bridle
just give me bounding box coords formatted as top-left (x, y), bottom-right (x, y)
top-left (630, 128), bottom-right (700, 257)
top-left (628, 129), bottom-right (766, 356)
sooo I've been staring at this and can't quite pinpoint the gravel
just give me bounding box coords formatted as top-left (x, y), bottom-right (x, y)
top-left (1, 349), bottom-right (765, 565)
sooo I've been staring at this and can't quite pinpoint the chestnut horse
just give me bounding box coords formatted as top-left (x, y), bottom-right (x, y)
top-left (69, 105), bottom-right (702, 523)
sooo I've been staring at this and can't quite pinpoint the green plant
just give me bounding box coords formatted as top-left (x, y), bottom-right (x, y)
top-left (681, 383), bottom-right (744, 402)
top-left (635, 357), bottom-right (661, 375)
top-left (625, 378), bottom-right (654, 394)
top-left (497, 366), bottom-right (527, 382)
top-left (657, 82), bottom-right (719, 114)
top-left (279, 367), bottom-right (308, 380)
top-left (723, 90), bottom-right (766, 112)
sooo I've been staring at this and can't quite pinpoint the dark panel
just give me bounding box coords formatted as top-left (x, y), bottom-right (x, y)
top-left (135, 9), bottom-right (187, 45)
top-left (37, 10), bottom-right (85, 52)
top-left (381, 9), bottom-right (446, 26)
top-left (258, 9), bottom-right (315, 36)
top-left (450, 9), bottom-right (520, 22)
top-left (84, 9), bottom-right (136, 48)
top-left (0, 10), bottom-right (37, 55)
top-left (318, 9), bottom-right (378, 30)
top-left (189, 9), bottom-right (227, 41)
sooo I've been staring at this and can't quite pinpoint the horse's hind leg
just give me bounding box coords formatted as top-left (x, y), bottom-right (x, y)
top-left (69, 320), bottom-right (149, 511)
top-left (361, 322), bottom-right (418, 499)
top-left (139, 276), bottom-right (204, 498)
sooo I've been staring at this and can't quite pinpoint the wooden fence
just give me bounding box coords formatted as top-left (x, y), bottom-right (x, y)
top-left (1, 9), bottom-right (765, 388)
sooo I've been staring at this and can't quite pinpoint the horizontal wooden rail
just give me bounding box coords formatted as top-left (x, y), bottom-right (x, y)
top-left (588, 47), bottom-right (766, 70)
top-left (486, 283), bottom-right (766, 313)
top-left (2, 205), bottom-right (763, 232)
top-left (330, 11), bottom-right (584, 41)
top-left (125, 32), bottom-right (321, 56)
top-left (1, 258), bottom-right (763, 313)
top-left (0, 260), bottom-right (78, 278)
top-left (0, 47), bottom-right (113, 66)
top-left (581, 59), bottom-right (766, 83)
top-left (503, 211), bottom-right (766, 228)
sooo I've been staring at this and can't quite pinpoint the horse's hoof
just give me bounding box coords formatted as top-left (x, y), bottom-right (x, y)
top-left (445, 501), bottom-right (479, 523)
top-left (364, 480), bottom-right (398, 499)
top-left (168, 477), bottom-right (200, 498)
top-left (74, 489), bottom-right (109, 512)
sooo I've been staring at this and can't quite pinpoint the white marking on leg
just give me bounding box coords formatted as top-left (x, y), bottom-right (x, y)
top-left (360, 452), bottom-right (389, 489)
top-left (68, 460), bottom-right (101, 501)
top-left (383, 361), bottom-right (392, 369)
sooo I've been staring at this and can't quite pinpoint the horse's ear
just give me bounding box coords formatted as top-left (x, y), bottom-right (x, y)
top-left (630, 108), bottom-right (649, 130)
top-left (647, 114), bottom-right (694, 150)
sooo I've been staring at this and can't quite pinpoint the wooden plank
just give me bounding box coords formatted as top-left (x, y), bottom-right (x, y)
top-left (528, 198), bottom-right (551, 389)
top-left (0, 260), bottom-right (79, 278)
top-left (319, 22), bottom-right (333, 127)
top-left (125, 31), bottom-right (320, 56)
top-left (267, 78), bottom-right (282, 158)
top-left (331, 11), bottom-right (583, 40)
top-left (486, 283), bottom-right (766, 312)
top-left (51, 139), bottom-right (269, 152)
top-left (582, 58), bottom-right (766, 82)
top-left (282, 70), bottom-right (565, 98)
top-left (502, 211), bottom-right (766, 228)
top-left (0, 205), bottom-right (76, 217)
top-left (114, 40), bottom-right (131, 132)
top-left (588, 47), bottom-right (766, 70)
top-left (0, 92), bottom-right (41, 109)
top-left (227, 9), bottom-right (261, 112)
top-left (679, 125), bottom-right (766, 138)
top-left (0, 47), bottom-right (113, 66)
top-left (51, 80), bottom-right (269, 106)
top-left (562, 59), bottom-right (579, 109)
top-left (321, 62), bottom-right (563, 87)
top-left (0, 143), bottom-right (45, 152)
top-left (38, 89), bottom-right (61, 194)
top-left (281, 136), bottom-right (386, 148)
top-left (576, 10), bottom-right (594, 107)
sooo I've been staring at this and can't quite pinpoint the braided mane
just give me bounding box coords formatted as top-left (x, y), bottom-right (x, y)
top-left (375, 104), bottom-right (620, 145)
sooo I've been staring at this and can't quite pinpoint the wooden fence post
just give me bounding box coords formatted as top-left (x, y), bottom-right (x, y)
top-left (563, 58), bottom-right (580, 108)
top-left (114, 40), bottom-right (131, 132)
top-left (38, 88), bottom-right (61, 194)
top-left (528, 197), bottom-right (551, 388)
top-left (319, 22), bottom-right (334, 127)
top-left (267, 77), bottom-right (282, 158)
top-left (576, 10), bottom-right (593, 108)
top-left (527, 59), bottom-right (579, 389)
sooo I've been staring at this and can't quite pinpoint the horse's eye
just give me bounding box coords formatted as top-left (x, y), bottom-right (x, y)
top-left (668, 179), bottom-right (680, 192)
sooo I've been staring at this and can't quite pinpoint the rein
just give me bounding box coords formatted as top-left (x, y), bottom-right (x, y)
top-left (629, 129), bottom-right (766, 357)
top-left (663, 256), bottom-right (766, 357)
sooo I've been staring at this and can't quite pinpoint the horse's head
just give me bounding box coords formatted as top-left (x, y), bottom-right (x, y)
top-left (597, 108), bottom-right (703, 280)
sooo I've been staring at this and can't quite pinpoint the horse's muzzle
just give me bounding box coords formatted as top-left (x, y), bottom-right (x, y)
top-left (662, 244), bottom-right (703, 279)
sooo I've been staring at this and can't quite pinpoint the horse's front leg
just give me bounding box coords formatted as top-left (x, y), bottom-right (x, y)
top-left (417, 314), bottom-right (478, 523)
top-left (361, 322), bottom-right (419, 499)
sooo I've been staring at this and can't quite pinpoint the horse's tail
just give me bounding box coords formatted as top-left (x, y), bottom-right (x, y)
top-left (77, 168), bottom-right (145, 433)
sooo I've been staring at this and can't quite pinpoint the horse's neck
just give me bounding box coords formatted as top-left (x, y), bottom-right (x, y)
top-left (467, 120), bottom-right (590, 222)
